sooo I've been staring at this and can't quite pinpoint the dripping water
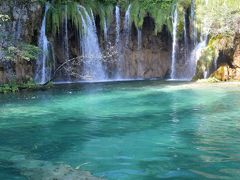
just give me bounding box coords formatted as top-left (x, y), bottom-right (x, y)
top-left (63, 5), bottom-right (71, 81)
top-left (115, 6), bottom-right (120, 47)
top-left (103, 17), bottom-right (108, 42)
top-left (124, 4), bottom-right (132, 46)
top-left (35, 4), bottom-right (50, 84)
top-left (137, 28), bottom-right (142, 50)
top-left (63, 5), bottom-right (69, 62)
top-left (115, 6), bottom-right (122, 79)
top-left (183, 12), bottom-right (188, 60)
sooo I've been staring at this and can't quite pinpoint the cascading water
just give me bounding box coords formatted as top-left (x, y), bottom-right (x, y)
top-left (190, 37), bottom-right (208, 77)
top-left (62, 5), bottom-right (71, 81)
top-left (188, 0), bottom-right (208, 79)
top-left (115, 6), bottom-right (120, 48)
top-left (170, 7), bottom-right (178, 80)
top-left (78, 6), bottom-right (106, 81)
top-left (183, 13), bottom-right (188, 60)
top-left (115, 5), bottom-right (123, 79)
top-left (182, 11), bottom-right (196, 80)
top-left (124, 4), bottom-right (132, 46)
top-left (35, 4), bottom-right (50, 84)
top-left (191, 0), bottom-right (198, 46)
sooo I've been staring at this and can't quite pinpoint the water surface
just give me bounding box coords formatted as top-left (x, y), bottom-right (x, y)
top-left (0, 81), bottom-right (240, 179)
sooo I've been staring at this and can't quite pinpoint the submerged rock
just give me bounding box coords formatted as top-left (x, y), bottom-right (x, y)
top-left (20, 161), bottom-right (103, 180)
top-left (0, 149), bottom-right (104, 180)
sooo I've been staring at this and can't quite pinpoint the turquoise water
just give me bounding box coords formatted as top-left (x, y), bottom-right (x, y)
top-left (0, 81), bottom-right (240, 179)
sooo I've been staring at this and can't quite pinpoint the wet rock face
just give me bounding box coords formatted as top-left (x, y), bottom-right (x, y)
top-left (103, 15), bottom-right (171, 79)
top-left (121, 17), bottom-right (171, 79)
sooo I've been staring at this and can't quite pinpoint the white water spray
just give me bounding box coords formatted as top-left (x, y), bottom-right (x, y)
top-left (103, 17), bottom-right (108, 42)
top-left (124, 4), bottom-right (132, 46)
top-left (78, 6), bottom-right (106, 80)
top-left (115, 6), bottom-right (120, 47)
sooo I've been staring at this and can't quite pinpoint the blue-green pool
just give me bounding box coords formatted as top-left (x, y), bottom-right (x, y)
top-left (1, 81), bottom-right (240, 179)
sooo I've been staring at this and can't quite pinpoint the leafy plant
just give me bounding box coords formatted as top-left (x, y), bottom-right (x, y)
top-left (3, 43), bottom-right (39, 62)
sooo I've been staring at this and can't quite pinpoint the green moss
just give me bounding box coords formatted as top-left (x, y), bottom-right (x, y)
top-left (45, 0), bottom-right (191, 36)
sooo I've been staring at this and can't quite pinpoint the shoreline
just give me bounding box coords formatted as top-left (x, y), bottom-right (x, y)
top-left (1, 79), bottom-right (240, 94)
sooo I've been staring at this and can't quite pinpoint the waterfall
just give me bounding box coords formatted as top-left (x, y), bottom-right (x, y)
top-left (170, 7), bottom-right (178, 80)
top-left (35, 4), bottom-right (50, 84)
top-left (191, 0), bottom-right (197, 46)
top-left (137, 28), bottom-right (142, 50)
top-left (189, 35), bottom-right (208, 78)
top-left (183, 13), bottom-right (188, 60)
top-left (78, 6), bottom-right (106, 81)
top-left (115, 6), bottom-right (120, 47)
top-left (188, 0), bottom-right (208, 79)
top-left (62, 5), bottom-right (71, 81)
top-left (103, 17), bottom-right (108, 42)
top-left (183, 11), bottom-right (196, 80)
top-left (124, 4), bottom-right (132, 46)
top-left (63, 5), bottom-right (69, 62)
top-left (115, 5), bottom-right (122, 79)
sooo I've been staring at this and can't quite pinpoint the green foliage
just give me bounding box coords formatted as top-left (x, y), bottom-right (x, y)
top-left (45, 0), bottom-right (181, 35)
top-left (0, 84), bottom-right (19, 94)
top-left (3, 43), bottom-right (40, 62)
top-left (0, 80), bottom-right (52, 94)
top-left (196, 0), bottom-right (240, 36)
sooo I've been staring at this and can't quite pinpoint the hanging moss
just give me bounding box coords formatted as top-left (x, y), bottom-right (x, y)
top-left (44, 0), bottom-right (192, 37)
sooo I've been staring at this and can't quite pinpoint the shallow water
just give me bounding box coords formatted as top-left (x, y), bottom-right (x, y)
top-left (0, 81), bottom-right (240, 179)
